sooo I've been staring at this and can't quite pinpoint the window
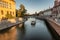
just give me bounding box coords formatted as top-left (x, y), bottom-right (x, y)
top-left (10, 11), bottom-right (12, 15)
top-left (7, 11), bottom-right (9, 14)
top-left (3, 1), bottom-right (7, 8)
top-left (9, 3), bottom-right (11, 9)
top-left (2, 1), bottom-right (5, 8)
top-left (13, 12), bottom-right (14, 15)
top-left (0, 1), bottom-right (3, 7)
top-left (0, 1), bottom-right (8, 8)
top-left (1, 10), bottom-right (3, 15)
top-left (6, 2), bottom-right (8, 8)
top-left (0, 1), bottom-right (2, 7)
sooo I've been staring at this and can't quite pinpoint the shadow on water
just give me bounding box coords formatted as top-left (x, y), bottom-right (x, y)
top-left (17, 25), bottom-right (26, 40)
top-left (44, 20), bottom-right (60, 40)
top-left (0, 27), bottom-right (12, 34)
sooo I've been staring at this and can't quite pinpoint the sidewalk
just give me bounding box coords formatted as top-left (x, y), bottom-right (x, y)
top-left (46, 18), bottom-right (60, 36)
top-left (46, 17), bottom-right (60, 26)
top-left (0, 18), bottom-right (23, 30)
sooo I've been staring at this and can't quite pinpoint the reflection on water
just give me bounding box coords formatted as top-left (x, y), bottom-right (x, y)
top-left (0, 18), bottom-right (54, 40)
top-left (17, 18), bottom-right (54, 40)
top-left (0, 26), bottom-right (17, 40)
top-left (17, 26), bottom-right (25, 40)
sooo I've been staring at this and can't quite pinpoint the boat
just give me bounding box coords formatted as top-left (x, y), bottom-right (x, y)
top-left (31, 21), bottom-right (36, 25)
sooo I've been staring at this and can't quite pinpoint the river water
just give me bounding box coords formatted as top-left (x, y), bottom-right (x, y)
top-left (0, 18), bottom-right (55, 40)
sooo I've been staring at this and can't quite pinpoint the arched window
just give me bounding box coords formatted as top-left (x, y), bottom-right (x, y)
top-left (7, 11), bottom-right (9, 14)
top-left (1, 10), bottom-right (3, 15)
top-left (13, 12), bottom-right (14, 15)
top-left (10, 11), bottom-right (12, 15)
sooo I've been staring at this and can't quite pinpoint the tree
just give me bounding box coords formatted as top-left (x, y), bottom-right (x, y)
top-left (16, 4), bottom-right (27, 17)
top-left (19, 4), bottom-right (27, 17)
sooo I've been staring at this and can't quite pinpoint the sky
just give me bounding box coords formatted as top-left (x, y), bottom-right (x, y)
top-left (15, 0), bottom-right (54, 14)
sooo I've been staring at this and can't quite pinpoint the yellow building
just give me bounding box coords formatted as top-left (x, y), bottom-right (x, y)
top-left (0, 0), bottom-right (16, 20)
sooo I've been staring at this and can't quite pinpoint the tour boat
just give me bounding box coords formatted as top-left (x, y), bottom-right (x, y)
top-left (31, 21), bottom-right (36, 25)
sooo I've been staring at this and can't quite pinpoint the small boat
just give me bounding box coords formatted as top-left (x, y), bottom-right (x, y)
top-left (31, 21), bottom-right (36, 25)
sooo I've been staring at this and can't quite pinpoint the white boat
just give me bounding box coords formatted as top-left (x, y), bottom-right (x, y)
top-left (31, 20), bottom-right (36, 25)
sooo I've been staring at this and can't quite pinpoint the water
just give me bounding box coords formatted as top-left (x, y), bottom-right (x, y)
top-left (0, 18), bottom-right (54, 40)
top-left (17, 18), bottom-right (54, 40)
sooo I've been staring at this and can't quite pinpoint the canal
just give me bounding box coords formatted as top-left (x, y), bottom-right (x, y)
top-left (0, 18), bottom-right (55, 40)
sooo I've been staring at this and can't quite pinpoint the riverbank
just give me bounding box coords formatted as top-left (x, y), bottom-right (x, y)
top-left (45, 18), bottom-right (60, 40)
top-left (35, 17), bottom-right (60, 40)
top-left (0, 26), bottom-right (17, 40)
top-left (0, 17), bottom-right (24, 31)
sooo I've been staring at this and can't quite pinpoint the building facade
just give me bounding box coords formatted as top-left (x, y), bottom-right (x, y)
top-left (0, 0), bottom-right (16, 20)
top-left (38, 11), bottom-right (44, 17)
top-left (52, 0), bottom-right (60, 18)
top-left (38, 8), bottom-right (52, 17)
top-left (43, 9), bottom-right (52, 16)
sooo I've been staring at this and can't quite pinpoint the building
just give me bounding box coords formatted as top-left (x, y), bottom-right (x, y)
top-left (43, 8), bottom-right (52, 17)
top-left (38, 8), bottom-right (52, 17)
top-left (38, 0), bottom-right (60, 18)
top-left (38, 11), bottom-right (44, 17)
top-left (52, 0), bottom-right (60, 18)
top-left (57, 5), bottom-right (60, 18)
top-left (0, 0), bottom-right (16, 20)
